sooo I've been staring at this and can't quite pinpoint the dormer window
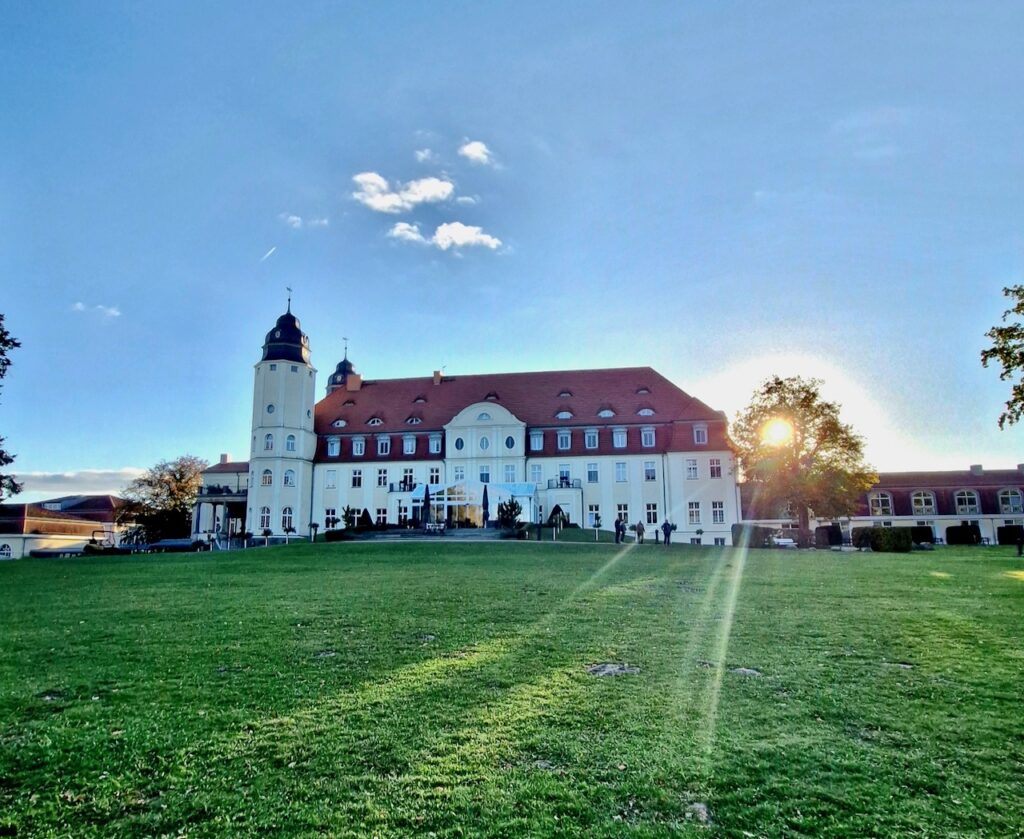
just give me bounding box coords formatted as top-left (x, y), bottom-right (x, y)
top-left (485, 391), bottom-right (499, 401)
top-left (406, 417), bottom-right (422, 425)
top-left (558, 389), bottom-right (573, 398)
top-left (693, 424), bottom-right (708, 445)
top-left (332, 420), bottom-right (346, 428)
top-left (555, 410), bottom-right (574, 420)
top-left (637, 408), bottom-right (655, 417)
top-left (636, 387), bottom-right (651, 395)
top-left (367, 417), bottom-right (383, 427)
top-left (597, 409), bottom-right (615, 418)
top-left (343, 399), bottom-right (356, 406)
top-left (477, 412), bottom-right (492, 421)
top-left (413, 396), bottom-right (427, 404)
top-left (327, 437), bottom-right (340, 457)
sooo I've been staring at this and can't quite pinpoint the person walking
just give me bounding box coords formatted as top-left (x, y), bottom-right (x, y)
top-left (635, 520), bottom-right (645, 544)
top-left (614, 517), bottom-right (623, 544)
top-left (661, 519), bottom-right (672, 546)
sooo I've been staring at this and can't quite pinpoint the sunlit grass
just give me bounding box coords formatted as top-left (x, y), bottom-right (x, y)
top-left (1, 542), bottom-right (1022, 836)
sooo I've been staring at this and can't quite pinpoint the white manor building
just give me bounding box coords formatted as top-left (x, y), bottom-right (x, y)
top-left (192, 308), bottom-right (742, 543)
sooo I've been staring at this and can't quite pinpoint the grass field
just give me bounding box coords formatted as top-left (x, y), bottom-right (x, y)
top-left (1, 542), bottom-right (1022, 838)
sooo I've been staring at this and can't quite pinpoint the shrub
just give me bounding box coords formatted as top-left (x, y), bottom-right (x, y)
top-left (997, 524), bottom-right (1023, 546)
top-left (946, 523), bottom-right (982, 546)
top-left (496, 498), bottom-right (522, 529)
top-left (323, 528), bottom-right (354, 542)
top-left (731, 524), bottom-right (774, 548)
top-left (851, 527), bottom-right (913, 553)
top-left (815, 524), bottom-right (842, 548)
top-left (358, 509), bottom-right (373, 529)
top-left (910, 526), bottom-right (935, 545)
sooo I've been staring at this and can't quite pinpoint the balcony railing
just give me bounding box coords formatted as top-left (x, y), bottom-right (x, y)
top-left (389, 481), bottom-right (419, 493)
top-left (198, 485), bottom-right (247, 498)
top-left (547, 478), bottom-right (582, 489)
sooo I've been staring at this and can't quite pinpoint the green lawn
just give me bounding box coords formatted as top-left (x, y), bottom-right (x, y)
top-left (1, 543), bottom-right (1022, 837)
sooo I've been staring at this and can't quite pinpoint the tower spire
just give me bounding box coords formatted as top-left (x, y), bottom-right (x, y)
top-left (343, 336), bottom-right (348, 360)
top-left (286, 286), bottom-right (292, 313)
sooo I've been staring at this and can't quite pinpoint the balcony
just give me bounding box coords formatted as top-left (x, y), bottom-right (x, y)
top-left (198, 485), bottom-right (247, 500)
top-left (389, 481), bottom-right (420, 493)
top-left (547, 478), bottom-right (582, 490)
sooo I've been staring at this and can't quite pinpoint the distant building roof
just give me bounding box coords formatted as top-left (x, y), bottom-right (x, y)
top-left (204, 461), bottom-right (250, 474)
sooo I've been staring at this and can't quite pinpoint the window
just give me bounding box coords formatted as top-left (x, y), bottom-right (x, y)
top-left (644, 461), bottom-right (656, 481)
top-left (559, 464), bottom-right (571, 484)
top-left (332, 419), bottom-right (346, 428)
top-left (261, 469), bottom-right (273, 486)
top-left (613, 428), bottom-right (627, 448)
top-left (999, 488), bottom-right (1023, 514)
top-left (325, 507), bottom-right (336, 523)
top-left (869, 492), bottom-right (894, 516)
top-left (688, 502), bottom-right (701, 525)
top-left (485, 391), bottom-right (499, 401)
top-left (259, 507), bottom-right (271, 529)
top-left (429, 434), bottom-right (441, 454)
top-left (0, 544), bottom-right (11, 558)
top-left (352, 437), bottom-right (365, 456)
top-left (377, 437), bottom-right (391, 456)
top-left (505, 435), bottom-right (515, 449)
top-left (414, 396), bottom-right (427, 404)
top-left (351, 469), bottom-right (362, 488)
top-left (530, 432), bottom-right (543, 451)
top-left (587, 463), bottom-right (599, 483)
top-left (403, 436), bottom-right (416, 455)
top-left (406, 417), bottom-right (422, 425)
top-left (477, 412), bottom-right (491, 421)
top-left (557, 430), bottom-right (571, 450)
top-left (269, 364), bottom-right (277, 371)
top-left (617, 503), bottom-right (629, 524)
top-left (403, 468), bottom-right (414, 486)
top-left (637, 408), bottom-right (654, 416)
top-left (558, 390), bottom-right (572, 398)
top-left (530, 464), bottom-right (542, 485)
top-left (454, 437), bottom-right (465, 451)
top-left (377, 468), bottom-right (388, 487)
top-left (911, 491), bottom-right (936, 515)
top-left (587, 504), bottom-right (601, 527)
top-left (327, 437), bottom-right (340, 457)
top-left (264, 433), bottom-right (274, 451)
top-left (283, 469), bottom-right (296, 487)
top-left (646, 503), bottom-right (658, 525)
top-left (282, 507), bottom-right (294, 530)
top-left (290, 365), bottom-right (298, 373)
top-left (480, 465), bottom-right (490, 483)
top-left (597, 409), bottom-right (615, 418)
top-left (286, 434), bottom-right (296, 452)
top-left (585, 429), bottom-right (598, 449)
top-left (712, 501), bottom-right (725, 524)
top-left (686, 459), bottom-right (698, 480)
top-left (367, 417), bottom-right (383, 427)
top-left (429, 467), bottom-right (440, 484)
top-left (709, 458), bottom-right (722, 479)
top-left (615, 462), bottom-right (627, 482)
top-left (955, 489), bottom-right (980, 514)
top-left (266, 404), bottom-right (275, 414)
top-left (480, 436), bottom-right (490, 451)
top-left (504, 464), bottom-right (516, 483)
top-left (713, 537), bottom-right (726, 547)
top-left (693, 424), bottom-right (708, 445)
top-left (376, 508), bottom-right (387, 525)
top-left (453, 466), bottom-right (465, 481)
top-left (325, 470), bottom-right (337, 489)
top-left (641, 427), bottom-right (655, 448)
top-left (555, 410), bottom-right (574, 420)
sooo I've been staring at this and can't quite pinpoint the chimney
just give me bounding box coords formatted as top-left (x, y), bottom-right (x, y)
top-left (969, 464), bottom-right (983, 476)
top-left (219, 453), bottom-right (229, 464)
top-left (345, 373), bottom-right (362, 392)
top-left (433, 370), bottom-right (442, 386)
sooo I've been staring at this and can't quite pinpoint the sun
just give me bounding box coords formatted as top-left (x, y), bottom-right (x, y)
top-left (762, 417), bottom-right (794, 447)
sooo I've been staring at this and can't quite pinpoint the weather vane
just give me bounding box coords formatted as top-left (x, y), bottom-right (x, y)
top-left (286, 286), bottom-right (292, 312)
top-left (343, 336), bottom-right (348, 359)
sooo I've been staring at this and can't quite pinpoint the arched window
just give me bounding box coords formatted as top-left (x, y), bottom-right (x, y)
top-left (286, 434), bottom-right (296, 452)
top-left (281, 507), bottom-right (293, 530)
top-left (264, 433), bottom-right (274, 451)
top-left (999, 488), bottom-right (1023, 514)
top-left (477, 412), bottom-right (491, 421)
top-left (869, 492), bottom-right (893, 516)
top-left (283, 469), bottom-right (296, 487)
top-left (911, 491), bottom-right (936, 515)
top-left (261, 469), bottom-right (273, 486)
top-left (555, 410), bottom-right (574, 420)
top-left (0, 544), bottom-right (11, 559)
top-left (259, 506), bottom-right (271, 529)
top-left (955, 490), bottom-right (980, 514)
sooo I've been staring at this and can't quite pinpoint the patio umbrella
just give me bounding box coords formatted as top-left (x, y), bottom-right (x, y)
top-left (482, 485), bottom-right (490, 528)
top-left (423, 484), bottom-right (432, 525)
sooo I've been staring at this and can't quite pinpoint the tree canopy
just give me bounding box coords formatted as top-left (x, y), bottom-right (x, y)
top-left (117, 455), bottom-right (208, 541)
top-left (0, 314), bottom-right (22, 501)
top-left (731, 376), bottom-right (877, 540)
top-left (980, 284), bottom-right (1024, 429)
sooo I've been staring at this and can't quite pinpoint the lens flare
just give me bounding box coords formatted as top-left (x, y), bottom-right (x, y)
top-left (762, 417), bottom-right (794, 446)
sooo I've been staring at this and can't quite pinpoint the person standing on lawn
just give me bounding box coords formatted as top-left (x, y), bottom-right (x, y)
top-left (661, 519), bottom-right (672, 545)
top-left (635, 520), bottom-right (645, 544)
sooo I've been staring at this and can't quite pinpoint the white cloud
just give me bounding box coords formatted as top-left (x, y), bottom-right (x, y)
top-left (280, 213), bottom-right (303, 229)
top-left (351, 172), bottom-right (455, 213)
top-left (388, 220), bottom-right (502, 251)
top-left (458, 140), bottom-right (494, 165)
top-left (414, 148), bottom-right (436, 163)
top-left (307, 217), bottom-right (329, 227)
top-left (831, 106), bottom-right (916, 161)
top-left (71, 302), bottom-right (120, 318)
top-left (432, 221), bottom-right (501, 250)
top-left (455, 195), bottom-right (478, 206)
top-left (14, 467), bottom-right (145, 502)
top-left (387, 222), bottom-right (427, 244)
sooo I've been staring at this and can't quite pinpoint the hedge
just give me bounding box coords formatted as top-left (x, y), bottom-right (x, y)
top-left (814, 524), bottom-right (842, 548)
top-left (851, 526), bottom-right (913, 553)
top-left (731, 524), bottom-right (774, 548)
top-left (945, 523), bottom-right (982, 546)
top-left (996, 524), bottom-right (1023, 546)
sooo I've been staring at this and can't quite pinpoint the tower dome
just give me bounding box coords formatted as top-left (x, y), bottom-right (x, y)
top-left (327, 353), bottom-right (358, 394)
top-left (261, 309), bottom-right (311, 364)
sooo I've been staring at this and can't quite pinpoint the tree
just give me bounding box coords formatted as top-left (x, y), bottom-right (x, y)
top-left (732, 376), bottom-right (877, 545)
top-left (117, 455), bottom-right (208, 542)
top-left (981, 285), bottom-right (1024, 428)
top-left (496, 498), bottom-right (523, 529)
top-left (0, 314), bottom-right (22, 501)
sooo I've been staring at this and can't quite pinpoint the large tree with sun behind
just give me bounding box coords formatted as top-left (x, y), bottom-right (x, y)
top-left (732, 375), bottom-right (877, 543)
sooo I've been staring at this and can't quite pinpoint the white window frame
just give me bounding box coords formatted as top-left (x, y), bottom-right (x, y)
top-left (641, 427), bottom-right (655, 448)
top-left (584, 429), bottom-right (598, 449)
top-left (259, 506), bottom-right (271, 530)
top-left (351, 469), bottom-right (362, 488)
top-left (955, 490), bottom-right (980, 514)
top-left (615, 462), bottom-right (627, 482)
top-left (688, 501), bottom-right (701, 525)
top-left (429, 467), bottom-right (440, 485)
top-left (530, 431), bottom-right (544, 451)
top-left (646, 503), bottom-right (658, 525)
top-left (686, 459), bottom-right (698, 480)
top-left (261, 469), bottom-right (273, 487)
top-left (264, 433), bottom-right (274, 451)
top-left (377, 468), bottom-right (388, 487)
top-left (557, 430), bottom-right (571, 450)
top-left (352, 437), bottom-right (365, 457)
top-left (479, 465), bottom-right (490, 483)
top-left (429, 435), bottom-right (442, 454)
top-left (911, 491), bottom-right (936, 516)
top-left (286, 434), bottom-right (296, 452)
top-left (712, 501), bottom-right (725, 524)
top-left (325, 469), bottom-right (337, 489)
top-left (377, 437), bottom-right (391, 456)
top-left (281, 507), bottom-right (293, 530)
top-left (587, 463), bottom-right (599, 483)
top-left (998, 488), bottom-right (1023, 514)
top-left (283, 469), bottom-right (296, 487)
top-left (643, 461), bottom-right (656, 481)
top-left (504, 464), bottom-right (516, 483)
top-left (453, 466), bottom-right (465, 481)
top-left (403, 436), bottom-right (416, 455)
top-left (612, 428), bottom-right (627, 448)
top-left (693, 424), bottom-right (708, 445)
top-left (327, 437), bottom-right (340, 457)
top-left (869, 492), bottom-right (894, 516)
top-left (587, 504), bottom-right (601, 527)
top-left (530, 464), bottom-right (542, 485)
top-left (709, 457), bottom-right (722, 479)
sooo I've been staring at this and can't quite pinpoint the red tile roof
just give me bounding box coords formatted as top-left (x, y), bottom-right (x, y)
top-left (873, 469), bottom-right (1024, 489)
top-left (204, 461), bottom-right (250, 474)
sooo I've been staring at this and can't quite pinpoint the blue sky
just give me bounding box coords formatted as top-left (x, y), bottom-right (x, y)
top-left (3, 2), bottom-right (1022, 501)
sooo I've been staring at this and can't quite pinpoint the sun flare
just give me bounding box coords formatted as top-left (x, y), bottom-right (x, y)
top-left (761, 417), bottom-right (794, 447)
